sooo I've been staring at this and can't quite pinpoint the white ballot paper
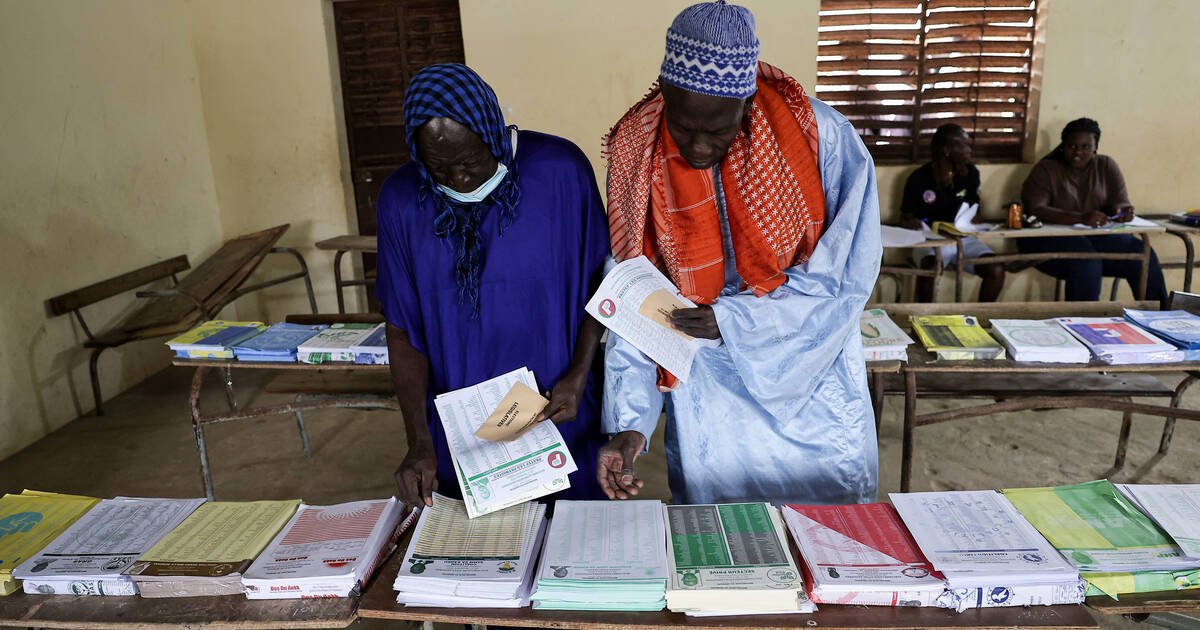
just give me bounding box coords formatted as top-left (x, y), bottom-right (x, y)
top-left (539, 500), bottom-right (668, 582)
top-left (952, 202), bottom-right (996, 233)
top-left (435, 367), bottom-right (576, 518)
top-left (14, 497), bottom-right (205, 595)
top-left (586, 256), bottom-right (720, 382)
top-left (1116, 484), bottom-right (1200, 561)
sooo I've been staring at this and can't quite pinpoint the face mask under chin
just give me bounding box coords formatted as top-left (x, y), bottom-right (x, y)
top-left (436, 161), bottom-right (508, 203)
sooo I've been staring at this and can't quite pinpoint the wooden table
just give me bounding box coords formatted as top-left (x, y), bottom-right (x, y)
top-left (358, 548), bottom-right (1097, 630)
top-left (1086, 589), bottom-right (1200, 616)
top-left (1142, 215), bottom-right (1200, 292)
top-left (315, 234), bottom-right (377, 313)
top-left (0, 590), bottom-right (355, 629)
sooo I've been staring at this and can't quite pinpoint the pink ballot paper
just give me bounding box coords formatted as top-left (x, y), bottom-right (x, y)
top-left (781, 503), bottom-right (946, 606)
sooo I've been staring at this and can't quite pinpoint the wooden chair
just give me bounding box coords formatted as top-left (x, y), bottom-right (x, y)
top-left (45, 224), bottom-right (317, 415)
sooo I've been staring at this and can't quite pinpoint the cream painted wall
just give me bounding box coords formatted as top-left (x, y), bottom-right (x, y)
top-left (0, 1), bottom-right (224, 459)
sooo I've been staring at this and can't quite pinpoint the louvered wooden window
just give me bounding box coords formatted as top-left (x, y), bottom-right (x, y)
top-left (816, 0), bottom-right (1045, 164)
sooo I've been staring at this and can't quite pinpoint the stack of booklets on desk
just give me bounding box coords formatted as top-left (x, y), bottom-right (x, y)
top-left (123, 499), bottom-right (299, 597)
top-left (1168, 209), bottom-right (1200, 227)
top-left (232, 323), bottom-right (327, 362)
top-left (781, 503), bottom-right (946, 607)
top-left (891, 490), bottom-right (1085, 612)
top-left (990, 319), bottom-right (1091, 363)
top-left (531, 500), bottom-right (668, 611)
top-left (242, 498), bottom-right (417, 599)
top-left (297, 323), bottom-right (376, 364)
top-left (1002, 480), bottom-right (1200, 598)
top-left (1057, 317), bottom-right (1184, 364)
top-left (167, 320), bottom-right (266, 359)
top-left (350, 323), bottom-right (389, 364)
top-left (14, 497), bottom-right (204, 595)
top-left (1116, 484), bottom-right (1200, 565)
top-left (1124, 309), bottom-right (1200, 359)
top-left (910, 315), bottom-right (1006, 360)
top-left (663, 502), bottom-right (814, 616)
top-left (0, 491), bottom-right (99, 596)
top-left (393, 494), bottom-right (547, 607)
top-left (860, 309), bottom-right (914, 361)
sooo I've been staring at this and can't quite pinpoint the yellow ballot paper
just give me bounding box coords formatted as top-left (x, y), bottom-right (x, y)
top-left (475, 382), bottom-right (550, 442)
top-left (0, 490), bottom-right (100, 595)
top-left (910, 315), bottom-right (1006, 360)
top-left (125, 500), bottom-right (299, 577)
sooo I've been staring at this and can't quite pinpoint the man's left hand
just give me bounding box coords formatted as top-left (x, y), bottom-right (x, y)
top-left (536, 371), bottom-right (587, 424)
top-left (669, 304), bottom-right (721, 340)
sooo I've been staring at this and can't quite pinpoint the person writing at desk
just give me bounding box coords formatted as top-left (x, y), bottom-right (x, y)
top-left (1018, 117), bottom-right (1167, 306)
top-left (596, 0), bottom-right (881, 506)
top-left (377, 64), bottom-right (610, 507)
top-left (899, 123), bottom-right (1006, 302)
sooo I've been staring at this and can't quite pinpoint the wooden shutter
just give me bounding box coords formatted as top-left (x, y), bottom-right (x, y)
top-left (817, 0), bottom-right (1043, 164)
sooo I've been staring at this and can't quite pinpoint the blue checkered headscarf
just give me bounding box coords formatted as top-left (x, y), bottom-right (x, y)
top-left (403, 63), bottom-right (520, 315)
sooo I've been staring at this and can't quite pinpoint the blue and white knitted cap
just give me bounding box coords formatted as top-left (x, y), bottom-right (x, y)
top-left (660, 0), bottom-right (760, 99)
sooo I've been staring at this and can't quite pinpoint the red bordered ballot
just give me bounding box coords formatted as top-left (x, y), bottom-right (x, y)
top-left (242, 498), bottom-right (416, 599)
top-left (781, 503), bottom-right (946, 606)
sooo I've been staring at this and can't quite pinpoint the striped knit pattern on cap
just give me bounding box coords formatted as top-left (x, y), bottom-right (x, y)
top-left (660, 0), bottom-right (760, 99)
top-left (403, 63), bottom-right (520, 316)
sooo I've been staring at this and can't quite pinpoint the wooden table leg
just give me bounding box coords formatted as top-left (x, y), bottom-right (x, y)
top-left (901, 369), bottom-right (917, 493)
top-left (333, 249), bottom-right (347, 314)
top-left (954, 237), bottom-right (965, 302)
top-left (1112, 406), bottom-right (1133, 473)
top-left (188, 366), bottom-right (216, 501)
top-left (1162, 373), bottom-right (1199, 455)
top-left (871, 370), bottom-right (884, 433)
top-left (1138, 235), bottom-right (1151, 301)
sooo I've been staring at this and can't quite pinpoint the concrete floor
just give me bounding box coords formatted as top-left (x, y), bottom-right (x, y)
top-left (2, 364), bottom-right (1198, 629)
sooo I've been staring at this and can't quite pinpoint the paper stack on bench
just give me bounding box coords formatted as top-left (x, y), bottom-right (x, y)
top-left (531, 500), bottom-right (667, 611)
top-left (1116, 483), bottom-right (1200, 562)
top-left (394, 494), bottom-right (546, 607)
top-left (0, 491), bottom-right (99, 596)
top-left (663, 502), bottom-right (814, 616)
top-left (14, 497), bottom-right (203, 595)
top-left (232, 323), bottom-right (327, 362)
top-left (1124, 309), bottom-right (1200, 359)
top-left (167, 320), bottom-right (266, 359)
top-left (297, 323), bottom-right (376, 364)
top-left (123, 500), bottom-right (299, 597)
top-left (1056, 317), bottom-right (1184, 364)
top-left (990, 319), bottom-right (1091, 363)
top-left (242, 498), bottom-right (416, 599)
top-left (891, 490), bottom-right (1085, 611)
top-left (350, 323), bottom-right (389, 364)
top-left (860, 309), bottom-right (914, 361)
top-left (910, 315), bottom-right (1005, 360)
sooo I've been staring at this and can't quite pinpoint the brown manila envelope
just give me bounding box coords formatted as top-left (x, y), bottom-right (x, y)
top-left (474, 382), bottom-right (550, 442)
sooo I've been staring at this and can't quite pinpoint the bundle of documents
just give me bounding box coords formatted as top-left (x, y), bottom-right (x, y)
top-left (123, 500), bottom-right (299, 597)
top-left (14, 497), bottom-right (204, 596)
top-left (880, 225), bottom-right (927, 248)
top-left (166, 320), bottom-right (267, 359)
top-left (1168, 210), bottom-right (1200, 227)
top-left (350, 323), bottom-right (389, 365)
top-left (781, 503), bottom-right (945, 607)
top-left (1116, 484), bottom-right (1200, 561)
top-left (585, 256), bottom-right (720, 382)
top-left (297, 323), bottom-right (376, 364)
top-left (1124, 309), bottom-right (1200, 358)
top-left (242, 498), bottom-right (416, 599)
top-left (531, 500), bottom-right (668, 611)
top-left (393, 494), bottom-right (546, 607)
top-left (1002, 480), bottom-right (1200, 597)
top-left (663, 502), bottom-right (814, 616)
top-left (435, 367), bottom-right (575, 517)
top-left (1056, 317), bottom-right (1184, 364)
top-left (931, 202), bottom-right (997, 236)
top-left (860, 309), bottom-right (915, 361)
top-left (909, 315), bottom-right (1006, 360)
top-left (232, 323), bottom-right (327, 362)
top-left (0, 491), bottom-right (99, 596)
top-left (890, 490), bottom-right (1084, 611)
top-left (989, 319), bottom-right (1091, 363)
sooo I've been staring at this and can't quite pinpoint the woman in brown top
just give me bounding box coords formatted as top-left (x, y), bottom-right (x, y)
top-left (1017, 118), bottom-right (1166, 305)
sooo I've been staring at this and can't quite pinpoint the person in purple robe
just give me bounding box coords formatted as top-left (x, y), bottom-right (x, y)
top-left (375, 64), bottom-right (609, 507)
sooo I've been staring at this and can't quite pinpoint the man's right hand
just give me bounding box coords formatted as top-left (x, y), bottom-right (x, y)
top-left (899, 214), bottom-right (924, 231)
top-left (1081, 210), bottom-right (1110, 228)
top-left (597, 431), bottom-right (647, 500)
top-left (395, 447), bottom-right (437, 508)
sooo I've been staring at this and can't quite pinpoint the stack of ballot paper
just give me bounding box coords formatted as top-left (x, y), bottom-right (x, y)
top-left (123, 500), bottom-right (299, 597)
top-left (932, 203), bottom-right (997, 236)
top-left (989, 319), bottom-right (1091, 363)
top-left (167, 320), bottom-right (267, 359)
top-left (297, 323), bottom-right (376, 364)
top-left (0, 491), bottom-right (99, 596)
top-left (14, 497), bottom-right (204, 596)
top-left (781, 503), bottom-right (946, 607)
top-left (1057, 317), bottom-right (1184, 364)
top-left (585, 256), bottom-right (720, 382)
top-left (890, 490), bottom-right (1084, 612)
top-left (350, 323), bottom-right (389, 365)
top-left (232, 323), bottom-right (327, 362)
top-left (663, 502), bottom-right (814, 616)
top-left (435, 367), bottom-right (575, 517)
top-left (531, 500), bottom-right (668, 611)
top-left (1116, 484), bottom-right (1200, 561)
top-left (910, 315), bottom-right (1006, 360)
top-left (1124, 309), bottom-right (1200, 359)
top-left (1002, 480), bottom-right (1200, 597)
top-left (860, 309), bottom-right (915, 361)
top-left (242, 498), bottom-right (417, 599)
top-left (393, 494), bottom-right (546, 608)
